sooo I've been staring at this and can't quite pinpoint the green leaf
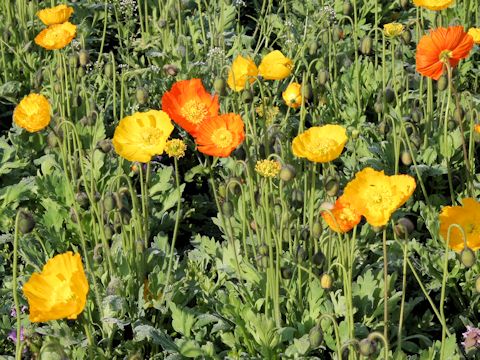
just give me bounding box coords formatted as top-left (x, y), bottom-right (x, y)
top-left (170, 303), bottom-right (197, 338)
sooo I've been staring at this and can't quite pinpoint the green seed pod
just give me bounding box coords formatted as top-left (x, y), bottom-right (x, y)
top-left (312, 251), bottom-right (325, 266)
top-left (281, 266), bottom-right (292, 279)
top-left (308, 40), bottom-right (319, 56)
top-left (320, 273), bottom-right (333, 289)
top-left (280, 164), bottom-right (296, 182)
top-left (394, 217), bottom-right (415, 238)
top-left (291, 189), bottom-right (304, 208)
top-left (475, 276), bottom-right (480, 293)
top-left (70, 207), bottom-right (78, 224)
top-left (309, 325), bottom-right (324, 348)
top-left (351, 129), bottom-right (360, 139)
top-left (312, 222), bottom-right (322, 239)
top-left (321, 31), bottom-right (330, 45)
top-left (55, 65), bottom-right (64, 78)
top-left (242, 89), bottom-right (253, 103)
top-left (47, 132), bottom-right (58, 148)
top-left (401, 29), bottom-right (412, 44)
top-left (400, 150), bottom-right (412, 166)
top-left (384, 87), bottom-right (395, 103)
top-left (53, 82), bottom-right (62, 93)
top-left (78, 50), bottom-right (89, 67)
top-left (104, 224), bottom-right (114, 240)
top-left (222, 200), bottom-right (234, 217)
top-left (296, 246), bottom-right (307, 262)
top-left (437, 75), bottom-right (448, 91)
top-left (114, 188), bottom-right (129, 210)
top-left (97, 139), bottom-right (113, 153)
top-left (460, 247), bottom-right (476, 268)
top-left (411, 108), bottom-right (422, 123)
top-left (77, 66), bottom-right (86, 78)
top-left (104, 63), bottom-right (114, 78)
top-left (454, 107), bottom-right (464, 123)
top-left (325, 178), bottom-right (339, 196)
top-left (75, 192), bottom-right (89, 209)
top-left (318, 70), bottom-right (329, 86)
top-left (259, 243), bottom-right (269, 256)
top-left (218, 184), bottom-right (226, 198)
top-left (136, 87), bottom-right (149, 105)
top-left (358, 338), bottom-right (377, 356)
top-left (378, 121), bottom-right (389, 136)
top-left (18, 210), bottom-right (35, 234)
top-left (103, 193), bottom-right (116, 212)
top-left (447, 119), bottom-right (457, 131)
top-left (360, 36), bottom-right (373, 55)
top-left (69, 53), bottom-right (78, 68)
top-left (332, 26), bottom-right (343, 42)
top-left (374, 101), bottom-right (384, 114)
top-left (343, 0), bottom-right (352, 16)
top-left (302, 83), bottom-right (314, 101)
top-left (214, 77), bottom-right (227, 95)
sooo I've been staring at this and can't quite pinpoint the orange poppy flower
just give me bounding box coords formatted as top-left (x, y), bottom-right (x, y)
top-left (194, 113), bottom-right (245, 157)
top-left (161, 79), bottom-right (219, 137)
top-left (322, 195), bottom-right (362, 233)
top-left (416, 26), bottom-right (474, 80)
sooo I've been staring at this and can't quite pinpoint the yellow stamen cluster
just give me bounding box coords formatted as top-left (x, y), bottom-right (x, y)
top-left (255, 159), bottom-right (282, 178)
top-left (165, 139), bottom-right (187, 158)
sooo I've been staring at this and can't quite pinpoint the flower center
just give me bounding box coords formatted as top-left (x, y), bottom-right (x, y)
top-left (339, 207), bottom-right (357, 222)
top-left (141, 128), bottom-right (163, 146)
top-left (211, 128), bottom-right (233, 148)
top-left (466, 223), bottom-right (477, 234)
top-left (306, 138), bottom-right (336, 157)
top-left (180, 100), bottom-right (208, 124)
top-left (439, 49), bottom-right (453, 63)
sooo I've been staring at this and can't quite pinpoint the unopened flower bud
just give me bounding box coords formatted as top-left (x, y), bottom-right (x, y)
top-left (309, 325), bottom-right (324, 348)
top-left (320, 273), bottom-right (333, 289)
top-left (18, 210), bottom-right (35, 234)
top-left (358, 338), bottom-right (377, 356)
top-left (460, 247), bottom-right (476, 268)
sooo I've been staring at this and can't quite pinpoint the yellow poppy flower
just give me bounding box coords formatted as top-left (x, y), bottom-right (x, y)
top-left (439, 198), bottom-right (480, 252)
top-left (343, 168), bottom-right (416, 227)
top-left (37, 4), bottom-right (73, 26)
top-left (413, 0), bottom-right (454, 10)
top-left (475, 124), bottom-right (480, 134)
top-left (468, 28), bottom-right (480, 44)
top-left (227, 55), bottom-right (258, 92)
top-left (13, 93), bottom-right (51, 133)
top-left (282, 82), bottom-right (303, 108)
top-left (35, 22), bottom-right (76, 50)
top-left (292, 125), bottom-right (347, 163)
top-left (384, 23), bottom-right (404, 37)
top-left (23, 252), bottom-right (89, 322)
top-left (113, 110), bottom-right (174, 163)
top-left (258, 50), bottom-right (293, 80)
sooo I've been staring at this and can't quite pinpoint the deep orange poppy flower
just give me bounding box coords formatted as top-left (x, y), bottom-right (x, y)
top-left (322, 195), bottom-right (362, 233)
top-left (161, 79), bottom-right (219, 137)
top-left (416, 26), bottom-right (473, 80)
top-left (194, 113), bottom-right (245, 157)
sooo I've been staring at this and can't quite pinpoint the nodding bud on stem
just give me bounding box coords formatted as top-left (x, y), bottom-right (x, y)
top-left (460, 247), bottom-right (476, 268)
top-left (309, 325), bottom-right (324, 348)
top-left (18, 210), bottom-right (35, 234)
top-left (358, 338), bottom-right (377, 356)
